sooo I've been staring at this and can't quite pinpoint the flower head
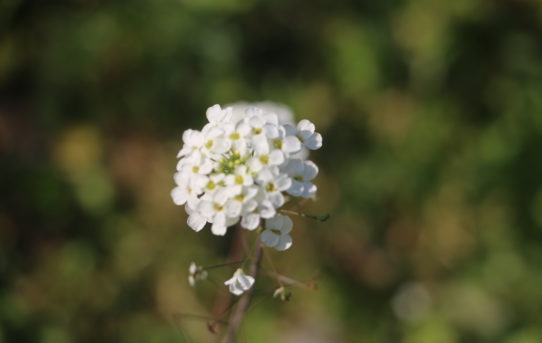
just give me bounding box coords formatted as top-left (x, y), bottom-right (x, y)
top-left (224, 268), bottom-right (255, 295)
top-left (260, 214), bottom-right (293, 251)
top-left (188, 262), bottom-right (208, 287)
top-left (172, 103), bottom-right (322, 248)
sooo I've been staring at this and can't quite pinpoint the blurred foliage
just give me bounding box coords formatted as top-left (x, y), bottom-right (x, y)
top-left (2, 0), bottom-right (542, 342)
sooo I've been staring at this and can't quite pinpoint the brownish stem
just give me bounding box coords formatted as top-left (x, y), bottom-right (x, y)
top-left (220, 242), bottom-right (263, 343)
top-left (212, 227), bottom-right (245, 321)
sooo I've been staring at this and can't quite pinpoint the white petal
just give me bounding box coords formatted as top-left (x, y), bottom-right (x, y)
top-left (302, 182), bottom-right (317, 198)
top-left (247, 158), bottom-right (263, 173)
top-left (198, 201), bottom-right (215, 217)
top-left (226, 201), bottom-right (242, 218)
top-left (211, 213), bottom-right (227, 235)
top-left (283, 124), bottom-right (297, 136)
top-left (275, 234), bottom-right (292, 251)
top-left (303, 160), bottom-right (319, 180)
top-left (177, 146), bottom-right (190, 158)
top-left (183, 129), bottom-right (204, 147)
top-left (224, 276), bottom-right (243, 295)
top-left (224, 276), bottom-right (235, 286)
top-left (237, 273), bottom-right (255, 290)
top-left (260, 230), bottom-right (280, 248)
top-left (256, 168), bottom-right (274, 183)
top-left (241, 213), bottom-right (260, 230)
top-left (268, 192), bottom-right (285, 207)
top-left (214, 188), bottom-right (231, 205)
top-left (243, 199), bottom-right (258, 212)
top-left (281, 215), bottom-right (293, 234)
top-left (252, 136), bottom-right (269, 155)
top-left (259, 201), bottom-right (276, 218)
top-left (282, 135), bottom-right (302, 153)
top-left (269, 150), bottom-right (285, 165)
top-left (186, 195), bottom-right (201, 210)
top-left (205, 126), bottom-right (222, 139)
top-left (282, 159), bottom-right (304, 176)
top-left (248, 111), bottom-right (264, 126)
top-left (199, 160), bottom-right (214, 174)
top-left (286, 180), bottom-right (304, 197)
top-left (189, 262), bottom-right (197, 274)
top-left (275, 175), bottom-right (292, 191)
top-left (236, 122), bottom-right (251, 136)
top-left (211, 138), bottom-right (231, 154)
top-left (210, 173), bottom-right (225, 183)
top-left (192, 131), bottom-right (204, 146)
top-left (265, 215), bottom-right (282, 231)
top-left (297, 119), bottom-right (315, 133)
top-left (244, 187), bottom-right (258, 200)
top-left (206, 104), bottom-right (222, 122)
top-left (187, 213), bottom-right (206, 232)
top-left (264, 124), bottom-right (280, 139)
top-left (230, 286), bottom-right (243, 296)
top-left (263, 113), bottom-right (279, 125)
top-left (171, 187), bottom-right (188, 205)
top-left (242, 174), bottom-right (254, 186)
top-left (304, 132), bottom-right (322, 150)
top-left (191, 174), bottom-right (208, 191)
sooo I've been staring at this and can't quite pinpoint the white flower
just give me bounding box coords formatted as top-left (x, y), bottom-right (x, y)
top-left (171, 176), bottom-right (199, 208)
top-left (198, 196), bottom-right (229, 236)
top-left (282, 159), bottom-right (319, 198)
top-left (177, 129), bottom-right (204, 157)
top-left (265, 124), bottom-right (302, 154)
top-left (186, 204), bottom-right (206, 232)
top-left (224, 268), bottom-right (255, 295)
top-left (260, 214), bottom-right (293, 251)
top-left (224, 121), bottom-right (251, 155)
top-left (202, 126), bottom-right (231, 155)
top-left (286, 119), bottom-right (322, 150)
top-left (256, 167), bottom-right (292, 207)
top-left (247, 149), bottom-right (284, 173)
top-left (188, 262), bottom-right (208, 287)
top-left (225, 165), bottom-right (253, 187)
top-left (206, 104), bottom-right (232, 124)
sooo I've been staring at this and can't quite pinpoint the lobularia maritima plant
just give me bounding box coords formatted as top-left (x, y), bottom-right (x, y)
top-left (171, 102), bottom-right (323, 341)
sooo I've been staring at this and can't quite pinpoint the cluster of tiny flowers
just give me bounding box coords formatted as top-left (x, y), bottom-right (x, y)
top-left (172, 104), bottom-right (322, 252)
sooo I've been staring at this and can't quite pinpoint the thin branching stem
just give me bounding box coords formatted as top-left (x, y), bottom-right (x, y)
top-left (279, 209), bottom-right (330, 222)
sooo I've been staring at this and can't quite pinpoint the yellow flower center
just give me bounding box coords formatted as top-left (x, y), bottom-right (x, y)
top-left (206, 181), bottom-right (216, 190)
top-left (266, 182), bottom-right (277, 192)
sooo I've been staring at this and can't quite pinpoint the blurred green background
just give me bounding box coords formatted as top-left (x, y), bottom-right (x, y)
top-left (2, 0), bottom-right (542, 342)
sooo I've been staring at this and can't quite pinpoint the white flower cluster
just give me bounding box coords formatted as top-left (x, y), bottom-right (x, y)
top-left (172, 104), bottom-right (322, 250)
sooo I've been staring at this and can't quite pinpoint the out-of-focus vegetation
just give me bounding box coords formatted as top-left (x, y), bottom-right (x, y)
top-left (2, 0), bottom-right (542, 342)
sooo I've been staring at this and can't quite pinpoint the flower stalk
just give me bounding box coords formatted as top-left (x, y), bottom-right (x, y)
top-left (221, 241), bottom-right (263, 343)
